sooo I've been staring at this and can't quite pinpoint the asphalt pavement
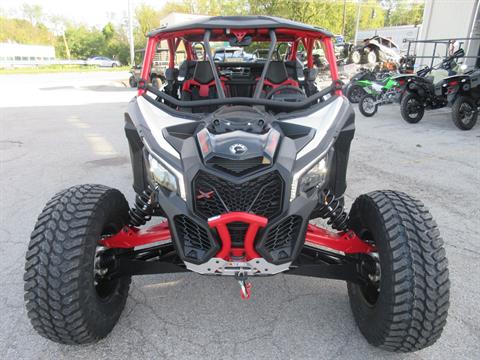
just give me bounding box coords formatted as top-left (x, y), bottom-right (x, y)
top-left (0, 72), bottom-right (479, 359)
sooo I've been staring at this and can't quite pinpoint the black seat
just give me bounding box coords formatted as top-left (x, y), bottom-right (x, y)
top-left (285, 60), bottom-right (305, 82)
top-left (257, 61), bottom-right (300, 97)
top-left (181, 61), bottom-right (221, 113)
top-left (193, 61), bottom-right (215, 85)
top-left (178, 60), bottom-right (197, 81)
top-left (265, 61), bottom-right (289, 84)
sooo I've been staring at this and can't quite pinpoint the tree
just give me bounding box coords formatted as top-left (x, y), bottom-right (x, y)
top-left (102, 22), bottom-right (115, 41)
top-left (0, 16), bottom-right (54, 45)
top-left (135, 4), bottom-right (161, 38)
top-left (22, 3), bottom-right (43, 26)
top-left (382, 0), bottom-right (424, 27)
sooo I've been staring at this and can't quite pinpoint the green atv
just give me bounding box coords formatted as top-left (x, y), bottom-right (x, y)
top-left (358, 76), bottom-right (400, 117)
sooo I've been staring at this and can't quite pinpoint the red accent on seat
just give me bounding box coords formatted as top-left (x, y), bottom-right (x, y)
top-left (182, 77), bottom-right (229, 98)
top-left (100, 222), bottom-right (171, 249)
top-left (305, 224), bottom-right (375, 254)
top-left (182, 79), bottom-right (214, 97)
top-left (263, 78), bottom-right (299, 90)
top-left (208, 212), bottom-right (268, 260)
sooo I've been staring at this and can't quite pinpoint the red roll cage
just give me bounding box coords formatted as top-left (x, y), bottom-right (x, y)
top-left (138, 27), bottom-right (341, 97)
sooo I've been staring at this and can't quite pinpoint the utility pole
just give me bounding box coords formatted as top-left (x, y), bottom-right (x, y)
top-left (128, 0), bottom-right (135, 66)
top-left (354, 0), bottom-right (361, 44)
top-left (341, 0), bottom-right (347, 35)
top-left (62, 31), bottom-right (71, 60)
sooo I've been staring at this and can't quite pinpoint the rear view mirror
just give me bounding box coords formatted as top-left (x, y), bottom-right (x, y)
top-left (228, 34), bottom-right (253, 47)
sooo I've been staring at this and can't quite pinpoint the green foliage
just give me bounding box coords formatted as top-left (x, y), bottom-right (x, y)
top-left (384, 1), bottom-right (424, 26)
top-left (22, 3), bottom-right (43, 25)
top-left (135, 4), bottom-right (161, 39)
top-left (102, 22), bottom-right (115, 41)
top-left (0, 16), bottom-right (54, 45)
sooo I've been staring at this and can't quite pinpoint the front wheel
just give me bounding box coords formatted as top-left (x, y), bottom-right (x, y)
top-left (366, 50), bottom-right (378, 64)
top-left (350, 50), bottom-right (362, 64)
top-left (347, 191), bottom-right (449, 352)
top-left (24, 184), bottom-right (131, 344)
top-left (452, 96), bottom-right (478, 130)
top-left (400, 93), bottom-right (424, 123)
top-left (129, 75), bottom-right (138, 88)
top-left (346, 84), bottom-right (366, 103)
top-left (359, 94), bottom-right (378, 117)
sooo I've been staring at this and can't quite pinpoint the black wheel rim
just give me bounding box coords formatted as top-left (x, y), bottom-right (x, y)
top-left (459, 102), bottom-right (474, 125)
top-left (94, 223), bottom-right (122, 300)
top-left (407, 98), bottom-right (421, 118)
top-left (356, 229), bottom-right (381, 306)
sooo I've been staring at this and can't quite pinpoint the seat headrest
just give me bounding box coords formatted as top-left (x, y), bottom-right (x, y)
top-left (266, 61), bottom-right (289, 84)
top-left (193, 61), bottom-right (215, 84)
top-left (178, 60), bottom-right (197, 80)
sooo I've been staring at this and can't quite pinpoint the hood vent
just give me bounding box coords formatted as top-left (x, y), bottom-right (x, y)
top-left (207, 155), bottom-right (269, 175)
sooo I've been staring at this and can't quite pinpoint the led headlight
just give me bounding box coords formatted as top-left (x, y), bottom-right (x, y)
top-left (299, 158), bottom-right (328, 193)
top-left (148, 154), bottom-right (178, 193)
top-left (290, 155), bottom-right (328, 201)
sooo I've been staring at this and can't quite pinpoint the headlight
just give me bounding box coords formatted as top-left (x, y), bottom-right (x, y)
top-left (299, 158), bottom-right (328, 193)
top-left (290, 156), bottom-right (328, 201)
top-left (148, 154), bottom-right (178, 193)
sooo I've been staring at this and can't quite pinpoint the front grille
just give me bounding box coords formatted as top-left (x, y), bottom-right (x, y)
top-left (264, 216), bottom-right (302, 261)
top-left (227, 222), bottom-right (249, 247)
top-left (207, 156), bottom-right (269, 176)
top-left (193, 171), bottom-right (284, 220)
top-left (174, 215), bottom-right (211, 261)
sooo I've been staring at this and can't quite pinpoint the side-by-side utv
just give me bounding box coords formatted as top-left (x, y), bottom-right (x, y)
top-left (24, 16), bottom-right (449, 352)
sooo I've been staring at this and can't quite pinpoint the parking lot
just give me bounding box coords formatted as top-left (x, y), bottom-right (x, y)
top-left (0, 72), bottom-right (479, 359)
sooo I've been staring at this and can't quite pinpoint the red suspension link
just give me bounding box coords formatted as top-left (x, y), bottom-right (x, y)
top-left (100, 214), bottom-right (374, 255)
top-left (305, 224), bottom-right (375, 254)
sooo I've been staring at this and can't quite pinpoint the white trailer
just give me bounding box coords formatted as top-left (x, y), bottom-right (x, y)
top-left (0, 43), bottom-right (56, 68)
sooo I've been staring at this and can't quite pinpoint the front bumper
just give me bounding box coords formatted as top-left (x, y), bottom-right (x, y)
top-left (155, 168), bottom-right (318, 266)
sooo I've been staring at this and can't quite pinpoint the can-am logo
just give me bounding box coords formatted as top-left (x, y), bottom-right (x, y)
top-left (229, 143), bottom-right (248, 155)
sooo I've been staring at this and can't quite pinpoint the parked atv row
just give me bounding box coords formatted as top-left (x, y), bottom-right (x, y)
top-left (398, 49), bottom-right (479, 130)
top-left (346, 49), bottom-right (480, 130)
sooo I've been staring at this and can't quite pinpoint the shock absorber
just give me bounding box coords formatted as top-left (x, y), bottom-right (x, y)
top-left (316, 189), bottom-right (349, 231)
top-left (129, 187), bottom-right (155, 227)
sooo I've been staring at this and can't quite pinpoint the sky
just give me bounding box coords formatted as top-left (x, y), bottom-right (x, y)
top-left (0, 0), bottom-right (167, 27)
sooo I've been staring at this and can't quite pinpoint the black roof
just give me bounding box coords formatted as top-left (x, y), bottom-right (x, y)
top-left (148, 15), bottom-right (332, 38)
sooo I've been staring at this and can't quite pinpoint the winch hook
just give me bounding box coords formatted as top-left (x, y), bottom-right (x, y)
top-left (235, 272), bottom-right (252, 300)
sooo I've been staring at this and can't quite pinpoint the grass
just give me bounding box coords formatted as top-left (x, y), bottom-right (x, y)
top-left (0, 64), bottom-right (130, 75)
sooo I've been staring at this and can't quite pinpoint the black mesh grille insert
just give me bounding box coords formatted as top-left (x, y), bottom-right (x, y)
top-left (174, 215), bottom-right (211, 261)
top-left (264, 216), bottom-right (302, 260)
top-left (193, 171), bottom-right (283, 220)
top-left (227, 222), bottom-right (249, 247)
top-left (207, 156), bottom-right (269, 176)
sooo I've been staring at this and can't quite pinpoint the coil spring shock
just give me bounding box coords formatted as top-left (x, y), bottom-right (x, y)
top-left (316, 189), bottom-right (349, 231)
top-left (129, 187), bottom-right (155, 227)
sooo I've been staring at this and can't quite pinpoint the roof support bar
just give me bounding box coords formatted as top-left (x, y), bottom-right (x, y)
top-left (203, 29), bottom-right (226, 99)
top-left (253, 30), bottom-right (277, 99)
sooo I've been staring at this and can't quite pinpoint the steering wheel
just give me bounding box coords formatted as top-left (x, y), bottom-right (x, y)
top-left (266, 85), bottom-right (307, 101)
